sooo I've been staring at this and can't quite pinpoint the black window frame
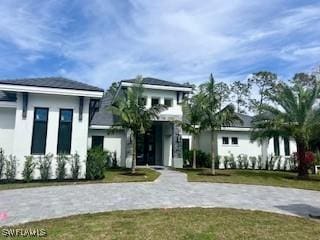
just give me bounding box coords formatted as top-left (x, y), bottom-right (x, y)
top-left (231, 137), bottom-right (238, 145)
top-left (151, 98), bottom-right (159, 106)
top-left (274, 136), bottom-right (280, 156)
top-left (92, 136), bottom-right (104, 149)
top-left (284, 137), bottom-right (290, 156)
top-left (164, 98), bottom-right (173, 107)
top-left (139, 97), bottom-right (147, 106)
top-left (31, 107), bottom-right (49, 155)
top-left (222, 137), bottom-right (229, 145)
top-left (57, 109), bottom-right (73, 155)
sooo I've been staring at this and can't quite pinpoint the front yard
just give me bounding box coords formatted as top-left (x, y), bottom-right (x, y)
top-left (0, 168), bottom-right (159, 191)
top-left (179, 169), bottom-right (320, 191)
top-left (1, 208), bottom-right (319, 240)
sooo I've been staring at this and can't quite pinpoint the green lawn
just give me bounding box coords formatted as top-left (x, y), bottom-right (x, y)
top-left (0, 168), bottom-right (159, 191)
top-left (180, 169), bottom-right (320, 191)
top-left (1, 208), bottom-right (319, 240)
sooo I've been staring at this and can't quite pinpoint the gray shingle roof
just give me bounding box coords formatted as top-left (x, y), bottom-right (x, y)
top-left (0, 91), bottom-right (16, 102)
top-left (90, 93), bottom-right (116, 126)
top-left (121, 77), bottom-right (192, 89)
top-left (0, 77), bottom-right (104, 92)
top-left (231, 113), bottom-right (253, 128)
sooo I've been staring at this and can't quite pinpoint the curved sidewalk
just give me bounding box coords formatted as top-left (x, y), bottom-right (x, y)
top-left (1, 169), bottom-right (320, 226)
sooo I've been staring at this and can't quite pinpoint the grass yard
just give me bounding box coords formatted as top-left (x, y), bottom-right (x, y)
top-left (0, 168), bottom-right (159, 191)
top-left (1, 208), bottom-right (319, 240)
top-left (180, 169), bottom-right (320, 191)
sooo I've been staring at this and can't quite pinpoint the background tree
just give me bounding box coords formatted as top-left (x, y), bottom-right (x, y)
top-left (248, 71), bottom-right (277, 113)
top-left (200, 74), bottom-right (241, 175)
top-left (177, 94), bottom-right (205, 169)
top-left (230, 81), bottom-right (250, 113)
top-left (216, 82), bottom-right (231, 109)
top-left (291, 73), bottom-right (317, 89)
top-left (251, 79), bottom-right (320, 177)
top-left (106, 82), bottom-right (120, 98)
top-left (110, 76), bottom-right (166, 174)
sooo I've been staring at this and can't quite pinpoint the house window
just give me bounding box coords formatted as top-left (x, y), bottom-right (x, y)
top-left (284, 137), bottom-right (290, 156)
top-left (92, 136), bottom-right (104, 149)
top-left (151, 98), bottom-right (159, 106)
top-left (31, 108), bottom-right (49, 155)
top-left (273, 136), bottom-right (280, 156)
top-left (231, 137), bottom-right (238, 145)
top-left (164, 98), bottom-right (173, 107)
top-left (139, 97), bottom-right (147, 106)
top-left (222, 137), bottom-right (229, 145)
top-left (57, 109), bottom-right (73, 154)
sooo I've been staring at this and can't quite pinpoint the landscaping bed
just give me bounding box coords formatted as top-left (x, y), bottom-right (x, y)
top-left (0, 168), bottom-right (160, 191)
top-left (1, 208), bottom-right (319, 240)
top-left (179, 168), bottom-right (320, 191)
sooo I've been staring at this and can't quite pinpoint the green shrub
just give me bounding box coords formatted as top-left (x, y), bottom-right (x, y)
top-left (257, 155), bottom-right (262, 170)
top-left (86, 148), bottom-right (108, 180)
top-left (237, 155), bottom-right (244, 169)
top-left (249, 156), bottom-right (257, 169)
top-left (38, 154), bottom-right (53, 181)
top-left (223, 156), bottom-right (229, 169)
top-left (182, 150), bottom-right (213, 168)
top-left (0, 148), bottom-right (5, 179)
top-left (56, 154), bottom-right (68, 180)
top-left (243, 155), bottom-right (249, 169)
top-left (70, 153), bottom-right (81, 180)
top-left (5, 155), bottom-right (17, 181)
top-left (22, 156), bottom-right (36, 182)
top-left (111, 151), bottom-right (118, 168)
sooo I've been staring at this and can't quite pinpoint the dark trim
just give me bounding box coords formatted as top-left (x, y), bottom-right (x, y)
top-left (79, 96), bottom-right (84, 121)
top-left (57, 108), bottom-right (73, 155)
top-left (31, 107), bottom-right (49, 155)
top-left (22, 92), bottom-right (28, 119)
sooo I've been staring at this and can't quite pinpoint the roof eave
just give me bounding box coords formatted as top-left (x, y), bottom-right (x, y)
top-left (121, 82), bottom-right (192, 92)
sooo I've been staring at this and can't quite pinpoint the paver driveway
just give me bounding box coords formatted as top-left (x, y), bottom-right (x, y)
top-left (1, 169), bottom-right (320, 226)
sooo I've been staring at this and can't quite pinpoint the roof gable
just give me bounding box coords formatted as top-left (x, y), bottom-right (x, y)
top-left (121, 77), bottom-right (192, 89)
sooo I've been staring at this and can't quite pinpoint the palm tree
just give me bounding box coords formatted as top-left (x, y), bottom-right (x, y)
top-left (200, 74), bottom-right (242, 175)
top-left (110, 76), bottom-right (166, 174)
top-left (251, 80), bottom-right (320, 177)
top-left (177, 94), bottom-right (205, 168)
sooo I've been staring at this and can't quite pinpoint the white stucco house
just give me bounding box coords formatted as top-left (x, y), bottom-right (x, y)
top-left (0, 77), bottom-right (296, 180)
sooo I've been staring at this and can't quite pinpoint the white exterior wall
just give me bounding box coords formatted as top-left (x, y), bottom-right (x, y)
top-left (0, 107), bottom-right (16, 155)
top-left (12, 93), bottom-right (90, 179)
top-left (88, 129), bottom-right (126, 167)
top-left (142, 89), bottom-right (183, 120)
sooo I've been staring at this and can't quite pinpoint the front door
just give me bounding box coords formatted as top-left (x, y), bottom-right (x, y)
top-left (136, 126), bottom-right (155, 165)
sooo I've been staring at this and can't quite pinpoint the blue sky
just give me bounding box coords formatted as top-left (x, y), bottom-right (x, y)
top-left (0, 0), bottom-right (319, 89)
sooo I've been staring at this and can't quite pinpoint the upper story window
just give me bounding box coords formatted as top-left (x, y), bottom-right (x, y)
top-left (139, 97), bottom-right (147, 106)
top-left (231, 137), bottom-right (238, 145)
top-left (57, 109), bottom-right (73, 154)
top-left (31, 108), bottom-right (49, 155)
top-left (222, 137), bottom-right (229, 145)
top-left (164, 98), bottom-right (173, 107)
top-left (151, 98), bottom-right (159, 106)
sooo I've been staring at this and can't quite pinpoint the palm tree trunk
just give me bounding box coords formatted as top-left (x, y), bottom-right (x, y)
top-left (296, 140), bottom-right (308, 178)
top-left (211, 131), bottom-right (215, 175)
top-left (192, 134), bottom-right (196, 169)
top-left (132, 133), bottom-right (136, 174)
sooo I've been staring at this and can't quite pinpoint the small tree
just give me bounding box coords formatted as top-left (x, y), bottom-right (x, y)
top-left (70, 153), bottom-right (81, 180)
top-left (110, 76), bottom-right (166, 174)
top-left (5, 155), bottom-right (17, 181)
top-left (38, 154), bottom-right (53, 181)
top-left (22, 156), bottom-right (36, 182)
top-left (56, 154), bottom-right (68, 180)
top-left (0, 148), bottom-right (5, 179)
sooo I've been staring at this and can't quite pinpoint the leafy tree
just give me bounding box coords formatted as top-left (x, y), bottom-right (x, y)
top-left (177, 94), bottom-right (205, 168)
top-left (251, 80), bottom-right (320, 177)
top-left (291, 73), bottom-right (317, 89)
top-left (110, 76), bottom-right (166, 174)
top-left (106, 82), bottom-right (120, 98)
top-left (248, 71), bottom-right (277, 113)
top-left (200, 74), bottom-right (242, 174)
top-left (216, 82), bottom-right (231, 107)
top-left (231, 81), bottom-right (250, 113)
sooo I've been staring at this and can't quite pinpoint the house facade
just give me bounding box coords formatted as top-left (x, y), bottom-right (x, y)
top-left (0, 77), bottom-right (297, 180)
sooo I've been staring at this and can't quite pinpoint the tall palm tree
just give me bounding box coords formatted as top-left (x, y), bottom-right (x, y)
top-left (177, 94), bottom-right (205, 168)
top-left (110, 76), bottom-right (166, 174)
top-left (251, 80), bottom-right (320, 177)
top-left (200, 74), bottom-right (242, 175)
